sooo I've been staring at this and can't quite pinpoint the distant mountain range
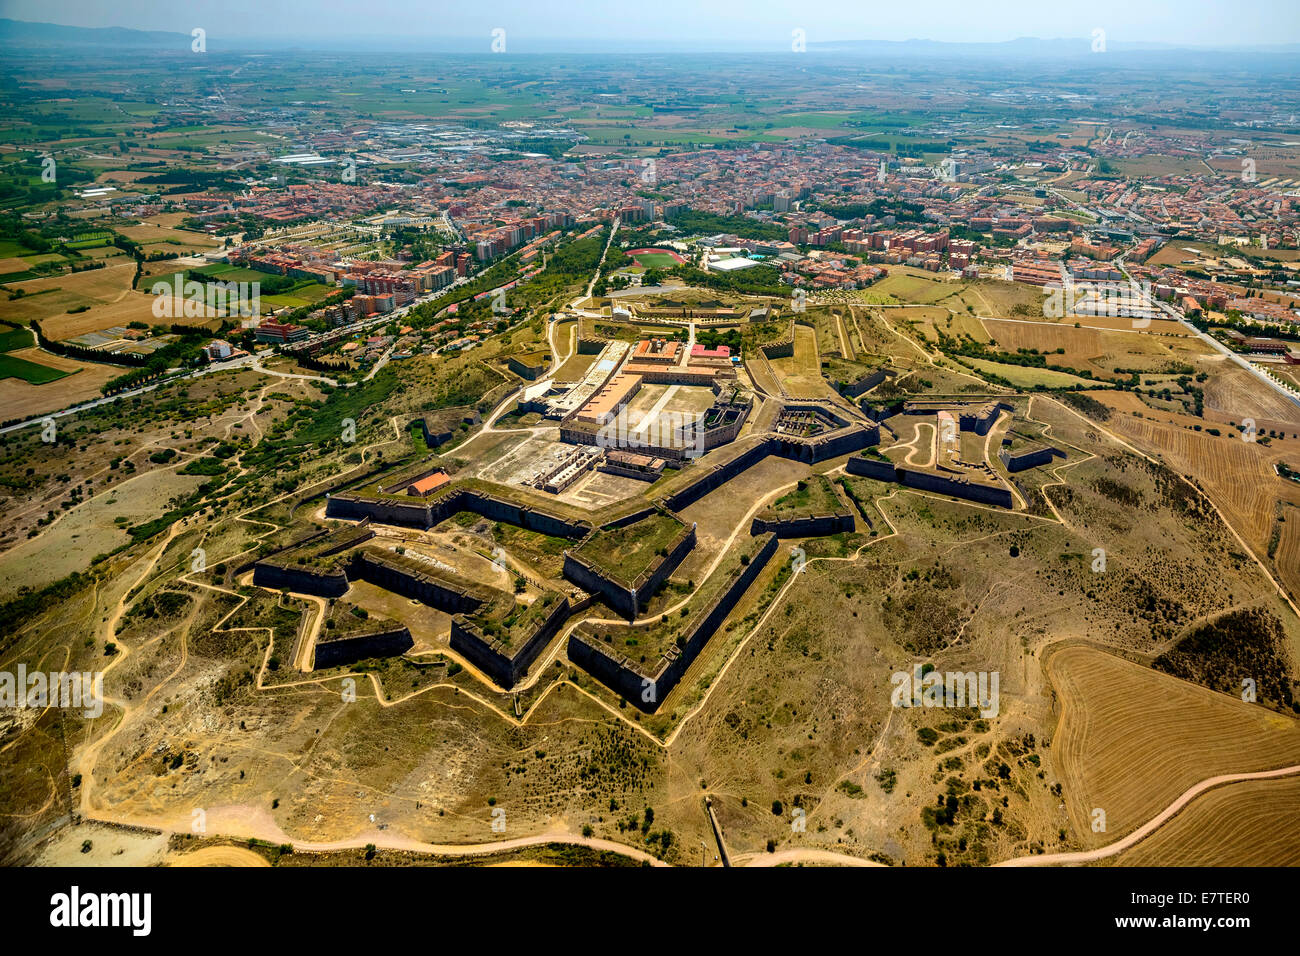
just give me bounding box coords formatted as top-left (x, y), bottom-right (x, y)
top-left (0, 18), bottom-right (185, 48)
top-left (1, 18), bottom-right (1298, 56)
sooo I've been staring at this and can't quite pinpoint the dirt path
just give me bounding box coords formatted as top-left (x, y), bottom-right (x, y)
top-left (86, 801), bottom-right (667, 867)
top-left (74, 523), bottom-right (184, 818)
top-left (292, 594), bottom-right (328, 671)
top-left (835, 312), bottom-right (853, 359)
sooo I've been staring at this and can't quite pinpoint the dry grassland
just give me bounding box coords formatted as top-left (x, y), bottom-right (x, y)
top-left (767, 324), bottom-right (831, 398)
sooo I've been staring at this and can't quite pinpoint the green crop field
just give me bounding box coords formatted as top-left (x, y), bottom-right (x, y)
top-left (0, 323), bottom-right (32, 352)
top-left (0, 353), bottom-right (69, 384)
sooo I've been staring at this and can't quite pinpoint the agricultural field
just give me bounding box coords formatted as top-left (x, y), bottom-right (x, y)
top-left (115, 220), bottom-right (222, 255)
top-left (981, 317), bottom-right (1215, 378)
top-left (1107, 774), bottom-right (1300, 866)
top-left (1272, 510), bottom-right (1300, 613)
top-left (1201, 363), bottom-right (1300, 435)
top-left (1047, 645), bottom-right (1300, 850)
top-left (0, 261), bottom-right (153, 338)
top-left (0, 350), bottom-right (69, 384)
top-left (0, 352), bottom-right (120, 420)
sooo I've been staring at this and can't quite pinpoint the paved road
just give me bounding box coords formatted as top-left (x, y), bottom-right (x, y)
top-left (584, 218), bottom-right (618, 301)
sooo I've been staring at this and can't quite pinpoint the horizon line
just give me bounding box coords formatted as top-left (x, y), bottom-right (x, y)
top-left (3, 19), bottom-right (1300, 54)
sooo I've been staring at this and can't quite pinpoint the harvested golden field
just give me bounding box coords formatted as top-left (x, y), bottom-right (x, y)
top-left (982, 318), bottom-right (1211, 378)
top-left (1202, 364), bottom-right (1300, 434)
top-left (983, 318), bottom-right (1103, 362)
top-left (168, 845), bottom-right (272, 867)
top-left (1274, 511), bottom-right (1300, 605)
top-left (25, 292), bottom-right (165, 340)
top-left (1, 260), bottom-right (140, 332)
top-left (8, 258), bottom-right (135, 300)
top-left (4, 345), bottom-right (69, 371)
top-left (0, 257), bottom-right (214, 339)
top-left (1109, 774), bottom-right (1300, 866)
top-left (1047, 645), bottom-right (1300, 850)
top-left (1077, 316), bottom-right (1193, 335)
top-left (1102, 408), bottom-right (1300, 553)
top-left (95, 169), bottom-right (164, 184)
top-left (116, 221), bottom-right (221, 253)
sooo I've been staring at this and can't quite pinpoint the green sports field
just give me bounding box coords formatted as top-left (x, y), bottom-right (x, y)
top-left (628, 248), bottom-right (684, 269)
top-left (635, 253), bottom-right (677, 268)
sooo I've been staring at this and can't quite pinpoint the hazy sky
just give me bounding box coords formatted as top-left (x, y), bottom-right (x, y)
top-left (4, 0), bottom-right (1298, 49)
